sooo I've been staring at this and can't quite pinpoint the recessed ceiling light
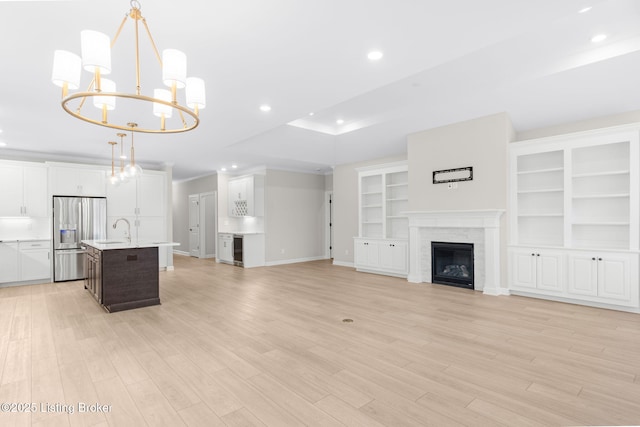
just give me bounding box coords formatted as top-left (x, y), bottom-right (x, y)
top-left (309, 112), bottom-right (314, 116)
top-left (259, 105), bottom-right (272, 112)
top-left (0, 142), bottom-right (7, 147)
top-left (231, 164), bottom-right (238, 169)
top-left (367, 51), bottom-right (383, 61)
top-left (578, 6), bottom-right (592, 13)
top-left (336, 119), bottom-right (345, 125)
top-left (591, 34), bottom-right (607, 43)
top-left (221, 167), bottom-right (227, 172)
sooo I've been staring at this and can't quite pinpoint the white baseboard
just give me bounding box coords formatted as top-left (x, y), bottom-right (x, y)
top-left (265, 256), bottom-right (328, 267)
top-left (332, 260), bottom-right (354, 268)
top-left (483, 287), bottom-right (510, 296)
top-left (173, 250), bottom-right (189, 256)
top-left (165, 265), bottom-right (175, 271)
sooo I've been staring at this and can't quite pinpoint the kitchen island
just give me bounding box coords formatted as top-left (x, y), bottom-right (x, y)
top-left (82, 240), bottom-right (178, 313)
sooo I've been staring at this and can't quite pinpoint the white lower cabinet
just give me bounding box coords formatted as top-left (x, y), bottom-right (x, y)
top-left (0, 241), bottom-right (51, 285)
top-left (19, 241), bottom-right (51, 281)
top-left (567, 252), bottom-right (637, 306)
top-left (354, 238), bottom-right (408, 277)
top-left (510, 248), bottom-right (563, 293)
top-left (0, 242), bottom-right (19, 283)
top-left (218, 233), bottom-right (233, 263)
top-left (510, 246), bottom-right (639, 309)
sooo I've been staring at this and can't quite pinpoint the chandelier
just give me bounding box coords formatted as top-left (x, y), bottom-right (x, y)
top-left (51, 0), bottom-right (206, 133)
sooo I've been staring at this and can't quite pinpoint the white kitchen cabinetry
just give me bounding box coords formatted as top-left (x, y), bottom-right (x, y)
top-left (0, 162), bottom-right (48, 217)
top-left (354, 162), bottom-right (408, 277)
top-left (0, 242), bottom-right (19, 283)
top-left (228, 175), bottom-right (264, 217)
top-left (50, 165), bottom-right (106, 197)
top-left (107, 173), bottom-right (165, 217)
top-left (0, 240), bottom-right (51, 285)
top-left (509, 126), bottom-right (640, 310)
top-left (19, 240), bottom-right (51, 282)
top-left (218, 233), bottom-right (233, 263)
top-left (106, 171), bottom-right (168, 269)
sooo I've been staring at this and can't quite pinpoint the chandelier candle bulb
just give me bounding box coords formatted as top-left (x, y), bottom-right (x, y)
top-left (186, 77), bottom-right (206, 114)
top-left (51, 50), bottom-right (81, 98)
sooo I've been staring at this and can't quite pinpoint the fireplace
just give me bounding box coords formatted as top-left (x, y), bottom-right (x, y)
top-left (431, 242), bottom-right (474, 289)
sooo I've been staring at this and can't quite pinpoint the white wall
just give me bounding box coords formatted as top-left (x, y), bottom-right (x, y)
top-left (264, 170), bottom-right (326, 263)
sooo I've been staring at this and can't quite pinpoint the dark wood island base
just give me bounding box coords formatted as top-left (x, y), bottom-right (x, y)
top-left (85, 245), bottom-right (160, 312)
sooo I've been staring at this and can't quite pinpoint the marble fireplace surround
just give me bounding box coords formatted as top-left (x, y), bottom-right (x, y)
top-left (405, 210), bottom-right (505, 295)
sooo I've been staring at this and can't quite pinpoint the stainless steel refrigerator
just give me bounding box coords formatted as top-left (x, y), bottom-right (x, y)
top-left (53, 196), bottom-right (107, 282)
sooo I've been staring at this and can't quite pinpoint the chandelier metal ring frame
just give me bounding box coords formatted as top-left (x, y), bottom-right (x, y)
top-left (52, 0), bottom-right (206, 134)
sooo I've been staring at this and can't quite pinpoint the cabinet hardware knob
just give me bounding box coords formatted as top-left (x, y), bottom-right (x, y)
top-left (536, 254), bottom-right (540, 256)
top-left (598, 258), bottom-right (602, 261)
top-left (592, 257), bottom-right (596, 261)
top-left (531, 253), bottom-right (535, 256)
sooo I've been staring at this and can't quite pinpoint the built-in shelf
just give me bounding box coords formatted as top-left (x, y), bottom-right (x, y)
top-left (517, 167), bottom-right (564, 175)
top-left (573, 193), bottom-right (630, 199)
top-left (517, 188), bottom-right (564, 194)
top-left (572, 170), bottom-right (630, 179)
top-left (518, 213), bottom-right (564, 217)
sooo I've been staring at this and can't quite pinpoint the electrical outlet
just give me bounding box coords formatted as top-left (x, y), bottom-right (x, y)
top-left (345, 249), bottom-right (349, 255)
top-left (281, 248), bottom-right (285, 254)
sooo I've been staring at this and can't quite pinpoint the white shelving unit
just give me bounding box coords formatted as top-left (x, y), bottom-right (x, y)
top-left (509, 127), bottom-right (640, 310)
top-left (355, 161), bottom-right (408, 277)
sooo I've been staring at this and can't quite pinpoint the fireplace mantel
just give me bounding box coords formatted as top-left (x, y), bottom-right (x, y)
top-left (404, 210), bottom-right (505, 295)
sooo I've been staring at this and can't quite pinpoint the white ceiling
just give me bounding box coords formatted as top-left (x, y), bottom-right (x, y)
top-left (1, 0), bottom-right (639, 180)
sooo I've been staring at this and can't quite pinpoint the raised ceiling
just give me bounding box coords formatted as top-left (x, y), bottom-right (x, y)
top-left (0, 0), bottom-right (639, 180)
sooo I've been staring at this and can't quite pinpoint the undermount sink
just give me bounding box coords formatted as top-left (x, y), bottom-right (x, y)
top-left (95, 240), bottom-right (128, 244)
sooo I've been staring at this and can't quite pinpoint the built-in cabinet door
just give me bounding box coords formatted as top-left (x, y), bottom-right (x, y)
top-left (597, 255), bottom-right (631, 302)
top-left (567, 254), bottom-right (601, 297)
top-left (19, 243), bottom-right (50, 281)
top-left (0, 165), bottom-right (24, 216)
top-left (51, 167), bottom-right (106, 196)
top-left (379, 241), bottom-right (407, 273)
top-left (0, 242), bottom-right (19, 283)
top-left (22, 166), bottom-right (48, 217)
top-left (218, 234), bottom-right (233, 262)
top-left (138, 174), bottom-right (165, 216)
top-left (106, 180), bottom-right (137, 216)
top-left (536, 252), bottom-right (563, 292)
top-left (510, 248), bottom-right (563, 292)
top-left (354, 239), bottom-right (379, 268)
top-left (511, 251), bottom-right (537, 289)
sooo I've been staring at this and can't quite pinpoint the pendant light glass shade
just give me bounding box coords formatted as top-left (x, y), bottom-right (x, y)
top-left (80, 30), bottom-right (111, 74)
top-left (186, 77), bottom-right (206, 110)
top-left (51, 50), bottom-right (81, 89)
top-left (162, 49), bottom-right (187, 89)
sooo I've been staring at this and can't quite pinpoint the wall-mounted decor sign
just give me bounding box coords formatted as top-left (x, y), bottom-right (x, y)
top-left (433, 166), bottom-right (473, 184)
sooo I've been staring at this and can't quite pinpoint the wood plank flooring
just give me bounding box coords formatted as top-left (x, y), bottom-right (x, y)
top-left (0, 255), bottom-right (639, 426)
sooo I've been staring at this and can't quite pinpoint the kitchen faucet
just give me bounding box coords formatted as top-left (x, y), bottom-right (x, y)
top-left (113, 218), bottom-right (131, 244)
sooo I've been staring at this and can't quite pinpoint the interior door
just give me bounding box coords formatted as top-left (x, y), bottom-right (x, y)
top-left (188, 194), bottom-right (200, 257)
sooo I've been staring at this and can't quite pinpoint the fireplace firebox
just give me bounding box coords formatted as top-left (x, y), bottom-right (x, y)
top-left (431, 242), bottom-right (474, 289)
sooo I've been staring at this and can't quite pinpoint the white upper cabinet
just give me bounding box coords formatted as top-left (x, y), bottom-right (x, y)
top-left (0, 162), bottom-right (48, 217)
top-left (50, 165), bottom-right (106, 197)
top-left (106, 172), bottom-right (166, 217)
top-left (228, 174), bottom-right (264, 217)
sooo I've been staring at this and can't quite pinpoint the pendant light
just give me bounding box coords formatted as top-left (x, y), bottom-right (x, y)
top-left (126, 122), bottom-right (143, 178)
top-left (108, 141), bottom-right (119, 185)
top-left (117, 133), bottom-right (129, 183)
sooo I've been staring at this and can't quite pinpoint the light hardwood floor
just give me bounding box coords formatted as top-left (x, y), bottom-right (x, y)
top-left (1, 255), bottom-right (639, 426)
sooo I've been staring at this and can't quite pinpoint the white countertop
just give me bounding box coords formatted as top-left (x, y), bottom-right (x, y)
top-left (0, 238), bottom-right (51, 243)
top-left (82, 240), bottom-right (180, 251)
top-left (218, 232), bottom-right (264, 235)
